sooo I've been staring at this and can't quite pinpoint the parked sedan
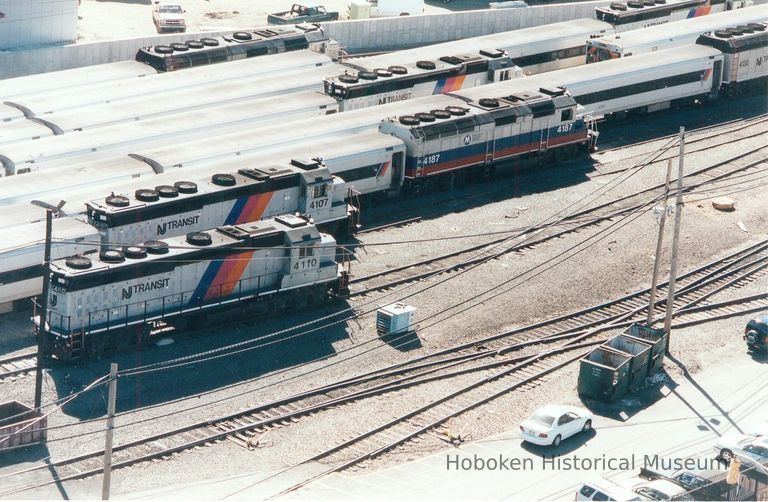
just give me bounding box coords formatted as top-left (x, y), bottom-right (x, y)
top-left (714, 435), bottom-right (768, 464)
top-left (519, 404), bottom-right (593, 446)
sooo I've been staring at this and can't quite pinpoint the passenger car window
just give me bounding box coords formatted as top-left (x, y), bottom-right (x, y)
top-left (593, 491), bottom-right (609, 501)
top-left (579, 485), bottom-right (596, 498)
top-left (558, 414), bottom-right (575, 425)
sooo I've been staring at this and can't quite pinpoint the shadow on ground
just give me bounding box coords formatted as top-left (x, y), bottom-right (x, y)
top-left (521, 428), bottom-right (597, 456)
top-left (47, 301), bottom-right (353, 419)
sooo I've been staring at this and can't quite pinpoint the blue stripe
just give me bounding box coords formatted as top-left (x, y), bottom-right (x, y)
top-left (224, 197), bottom-right (248, 225)
top-left (190, 260), bottom-right (224, 304)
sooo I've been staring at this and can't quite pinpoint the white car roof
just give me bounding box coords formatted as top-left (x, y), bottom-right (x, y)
top-left (581, 479), bottom-right (640, 500)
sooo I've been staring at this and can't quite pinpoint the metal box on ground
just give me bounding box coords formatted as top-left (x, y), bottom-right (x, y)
top-left (603, 334), bottom-right (652, 391)
top-left (0, 401), bottom-right (47, 451)
top-left (626, 323), bottom-right (668, 375)
top-left (376, 303), bottom-right (416, 336)
top-left (578, 347), bottom-right (631, 403)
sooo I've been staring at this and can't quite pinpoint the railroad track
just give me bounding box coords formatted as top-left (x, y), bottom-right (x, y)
top-left (0, 352), bottom-right (37, 382)
top-left (348, 146), bottom-right (768, 297)
top-left (594, 113), bottom-right (768, 157)
top-left (2, 237), bottom-right (767, 497)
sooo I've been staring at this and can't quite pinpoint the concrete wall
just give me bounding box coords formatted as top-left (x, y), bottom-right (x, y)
top-left (0, 0), bottom-right (78, 50)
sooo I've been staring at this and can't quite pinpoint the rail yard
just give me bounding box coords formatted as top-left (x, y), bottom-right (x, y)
top-left (0, 1), bottom-right (767, 500)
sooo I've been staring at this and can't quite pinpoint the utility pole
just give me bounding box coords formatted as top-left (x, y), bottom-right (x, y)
top-left (102, 363), bottom-right (118, 500)
top-left (646, 158), bottom-right (674, 326)
top-left (664, 127), bottom-right (686, 347)
top-left (34, 209), bottom-right (53, 410)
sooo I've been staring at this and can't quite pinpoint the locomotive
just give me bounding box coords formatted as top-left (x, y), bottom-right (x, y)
top-left (37, 215), bottom-right (348, 360)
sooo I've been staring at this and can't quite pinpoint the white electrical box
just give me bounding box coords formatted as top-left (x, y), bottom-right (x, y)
top-left (376, 303), bottom-right (417, 335)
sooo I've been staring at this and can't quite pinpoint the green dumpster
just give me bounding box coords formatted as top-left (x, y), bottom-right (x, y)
top-left (626, 323), bottom-right (668, 375)
top-left (602, 334), bottom-right (652, 391)
top-left (578, 346), bottom-right (631, 403)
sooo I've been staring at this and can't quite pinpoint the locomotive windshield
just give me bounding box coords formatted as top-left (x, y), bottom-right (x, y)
top-left (586, 47), bottom-right (619, 63)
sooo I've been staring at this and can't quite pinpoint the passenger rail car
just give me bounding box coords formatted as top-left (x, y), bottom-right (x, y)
top-left (696, 22), bottom-right (768, 93)
top-left (0, 61), bottom-right (157, 104)
top-left (594, 0), bottom-right (752, 31)
top-left (1, 51), bottom-right (334, 125)
top-left (455, 45), bottom-right (726, 118)
top-left (380, 88), bottom-right (592, 189)
top-left (135, 24), bottom-right (339, 72)
top-left (37, 215), bottom-right (346, 360)
top-left (86, 160), bottom-right (354, 246)
top-left (0, 219), bottom-right (99, 314)
top-left (587, 5), bottom-right (767, 62)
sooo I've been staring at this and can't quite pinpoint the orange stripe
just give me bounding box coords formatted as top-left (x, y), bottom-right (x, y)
top-left (236, 192), bottom-right (274, 224)
top-left (204, 250), bottom-right (255, 300)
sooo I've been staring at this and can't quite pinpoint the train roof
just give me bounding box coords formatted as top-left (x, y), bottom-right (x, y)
top-left (1, 217), bottom-right (97, 257)
top-left (589, 5), bottom-right (768, 49)
top-left (2, 50), bottom-right (333, 119)
top-left (0, 85), bottom-right (334, 173)
top-left (595, 0), bottom-right (724, 24)
top-left (49, 215), bottom-right (321, 277)
top-left (21, 86), bottom-right (337, 138)
top-left (0, 119), bottom-right (56, 146)
top-left (119, 95), bottom-right (456, 171)
top-left (697, 22), bottom-right (768, 51)
top-left (452, 44), bottom-right (722, 103)
top-left (354, 18), bottom-right (611, 66)
top-left (0, 61), bottom-right (156, 103)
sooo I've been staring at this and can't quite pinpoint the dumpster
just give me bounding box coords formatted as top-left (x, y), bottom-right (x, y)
top-left (0, 401), bottom-right (47, 452)
top-left (578, 347), bottom-right (631, 403)
top-left (626, 323), bottom-right (668, 375)
top-left (602, 334), bottom-right (652, 391)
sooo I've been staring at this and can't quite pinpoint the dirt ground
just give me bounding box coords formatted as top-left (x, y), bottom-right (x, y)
top-left (75, 0), bottom-right (457, 42)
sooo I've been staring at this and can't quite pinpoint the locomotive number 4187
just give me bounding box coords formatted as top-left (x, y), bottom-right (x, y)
top-left (556, 123), bottom-right (574, 133)
top-left (422, 154), bottom-right (440, 165)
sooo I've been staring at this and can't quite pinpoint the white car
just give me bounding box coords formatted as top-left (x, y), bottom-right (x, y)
top-left (519, 404), bottom-right (593, 446)
top-left (714, 434), bottom-right (768, 464)
top-left (575, 479), bottom-right (642, 501)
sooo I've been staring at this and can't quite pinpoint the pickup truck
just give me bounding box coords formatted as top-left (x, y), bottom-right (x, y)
top-left (152, 1), bottom-right (186, 33)
top-left (267, 4), bottom-right (339, 24)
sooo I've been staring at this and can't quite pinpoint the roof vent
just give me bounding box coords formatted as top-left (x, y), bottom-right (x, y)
top-left (65, 255), bottom-right (92, 270)
top-left (144, 240), bottom-right (170, 255)
top-left (186, 232), bottom-right (213, 246)
top-left (478, 98), bottom-right (500, 108)
top-left (100, 249), bottom-right (126, 263)
top-left (388, 65), bottom-right (408, 75)
top-left (135, 189), bottom-right (160, 202)
top-left (416, 60), bottom-right (436, 70)
top-left (174, 181), bottom-right (198, 194)
top-left (414, 112), bottom-right (436, 123)
top-left (398, 115), bottom-right (420, 126)
top-left (156, 185), bottom-right (180, 198)
top-left (212, 173), bottom-right (236, 187)
top-left (105, 195), bottom-right (130, 207)
top-left (124, 246), bottom-right (148, 259)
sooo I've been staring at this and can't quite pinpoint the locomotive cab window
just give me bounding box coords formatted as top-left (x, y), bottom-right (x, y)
top-left (561, 109), bottom-right (573, 121)
top-left (311, 184), bottom-right (327, 198)
top-left (299, 246), bottom-right (315, 258)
